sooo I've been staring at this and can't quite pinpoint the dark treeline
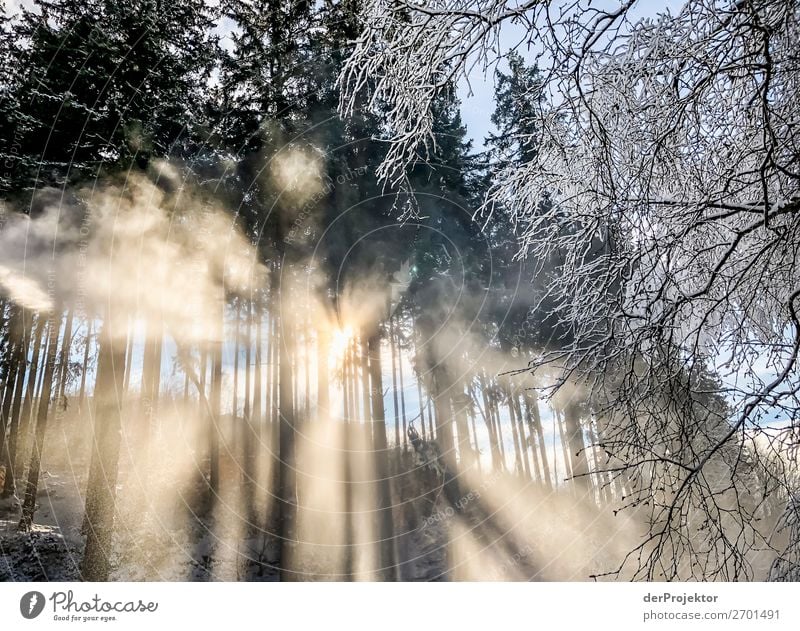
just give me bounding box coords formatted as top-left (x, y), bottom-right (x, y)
top-left (0, 1), bottom-right (759, 581)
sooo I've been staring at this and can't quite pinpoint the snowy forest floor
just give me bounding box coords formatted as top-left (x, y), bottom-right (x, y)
top-left (1, 406), bottom-right (757, 581)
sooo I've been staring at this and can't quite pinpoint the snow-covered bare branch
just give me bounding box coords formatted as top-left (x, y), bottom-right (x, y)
top-left (340, 0), bottom-right (800, 579)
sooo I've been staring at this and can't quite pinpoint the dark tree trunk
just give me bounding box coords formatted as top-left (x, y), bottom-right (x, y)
top-left (477, 375), bottom-right (502, 470)
top-left (426, 395), bottom-right (435, 441)
top-left (468, 400), bottom-right (481, 473)
top-left (209, 305), bottom-right (223, 494)
top-left (33, 328), bottom-right (49, 411)
top-left (489, 383), bottom-right (507, 469)
top-left (388, 311), bottom-right (400, 446)
top-left (253, 295), bottom-right (263, 435)
top-left (517, 392), bottom-right (539, 483)
top-left (123, 317), bottom-right (135, 395)
top-left (79, 317), bottom-right (126, 579)
top-left (55, 308), bottom-right (74, 404)
top-left (270, 299), bottom-right (279, 428)
top-left (266, 308), bottom-right (274, 430)
top-left (0, 309), bottom-right (23, 464)
top-left (451, 384), bottom-right (474, 469)
top-left (555, 406), bottom-right (573, 484)
top-left (303, 314), bottom-right (310, 422)
top-left (19, 313), bottom-right (62, 531)
top-left (232, 299), bottom-right (241, 431)
top-left (243, 297), bottom-right (257, 523)
top-left (1, 309), bottom-right (32, 497)
top-left (416, 373), bottom-right (427, 440)
top-left (276, 258), bottom-right (298, 581)
top-left (10, 315), bottom-right (46, 492)
top-left (563, 403), bottom-right (590, 496)
top-left (588, 415), bottom-right (610, 504)
top-left (342, 338), bottom-right (351, 423)
top-left (341, 403), bottom-right (354, 580)
top-left (396, 322), bottom-right (408, 449)
top-left (366, 327), bottom-right (397, 580)
top-left (526, 392), bottom-right (552, 490)
top-left (139, 317), bottom-right (163, 470)
top-left (78, 319), bottom-right (93, 408)
top-left (359, 334), bottom-right (370, 425)
top-left (506, 384), bottom-right (525, 477)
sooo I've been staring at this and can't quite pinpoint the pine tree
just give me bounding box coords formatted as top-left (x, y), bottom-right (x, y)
top-left (4, 0), bottom-right (216, 193)
top-left (489, 52), bottom-right (543, 165)
top-left (0, 10), bottom-right (20, 193)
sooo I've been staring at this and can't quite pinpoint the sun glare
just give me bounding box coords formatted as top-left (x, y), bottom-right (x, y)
top-left (329, 324), bottom-right (354, 365)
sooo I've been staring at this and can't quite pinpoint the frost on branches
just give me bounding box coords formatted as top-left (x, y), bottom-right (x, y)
top-left (341, 0), bottom-right (800, 579)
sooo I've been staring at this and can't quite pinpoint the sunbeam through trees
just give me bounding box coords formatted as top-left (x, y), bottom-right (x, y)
top-left (0, 0), bottom-right (798, 584)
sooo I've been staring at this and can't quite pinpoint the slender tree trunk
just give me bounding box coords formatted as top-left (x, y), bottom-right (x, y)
top-left (396, 322), bottom-right (408, 449)
top-left (32, 328), bottom-right (49, 412)
top-left (551, 405), bottom-right (560, 488)
top-left (193, 333), bottom-right (208, 478)
top-left (122, 317), bottom-right (134, 395)
top-left (342, 409), bottom-right (354, 580)
top-left (275, 254), bottom-right (298, 581)
top-left (0, 298), bottom-right (7, 376)
top-left (555, 406), bottom-right (573, 485)
top-left (252, 296), bottom-right (264, 509)
top-left (563, 402), bottom-right (590, 497)
top-left (19, 313), bottom-right (61, 531)
top-left (1, 309), bottom-right (32, 497)
top-left (348, 340), bottom-right (358, 422)
top-left (139, 318), bottom-right (163, 472)
top-left (0, 306), bottom-right (17, 414)
top-left (209, 303), bottom-right (223, 495)
top-left (589, 415), bottom-right (610, 504)
top-left (244, 298), bottom-right (252, 452)
top-left (416, 373), bottom-right (427, 440)
top-left (270, 301), bottom-right (279, 429)
top-left (468, 400), bottom-right (481, 473)
top-left (350, 340), bottom-right (356, 420)
top-left (388, 311), bottom-right (400, 446)
top-left (56, 308), bottom-right (74, 404)
top-left (359, 334), bottom-right (370, 426)
top-left (366, 327), bottom-right (397, 580)
top-left (595, 412), bottom-right (626, 500)
top-left (253, 296), bottom-right (263, 435)
top-left (451, 383), bottom-right (474, 469)
top-left (525, 392), bottom-right (552, 489)
top-left (0, 356), bottom-right (27, 497)
top-left (506, 383), bottom-right (525, 477)
top-left (490, 384), bottom-right (507, 469)
top-left (517, 393), bottom-right (539, 483)
top-left (477, 375), bottom-right (502, 470)
top-left (303, 314), bottom-right (310, 422)
top-left (431, 367), bottom-right (455, 458)
top-left (266, 309), bottom-right (274, 429)
top-left (232, 299), bottom-right (241, 432)
top-left (342, 339), bottom-right (351, 423)
top-left (0, 309), bottom-right (22, 463)
top-left (243, 297), bottom-right (257, 522)
top-left (292, 321), bottom-right (299, 417)
top-left (426, 395), bottom-right (435, 441)
top-left (511, 387), bottom-right (532, 479)
top-left (11, 315), bottom-right (46, 491)
top-left (183, 372), bottom-right (190, 411)
top-left (78, 319), bottom-right (93, 408)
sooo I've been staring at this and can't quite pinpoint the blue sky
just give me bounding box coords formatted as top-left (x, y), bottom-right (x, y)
top-left (456, 1), bottom-right (686, 148)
